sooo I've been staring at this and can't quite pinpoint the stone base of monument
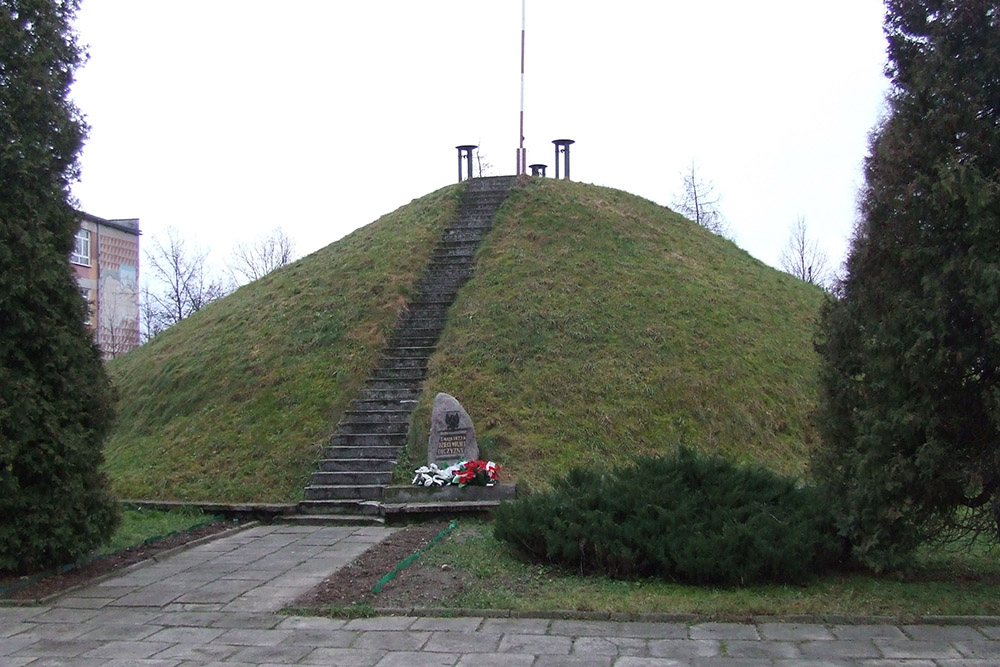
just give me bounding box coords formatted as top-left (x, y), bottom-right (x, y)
top-left (379, 484), bottom-right (516, 518)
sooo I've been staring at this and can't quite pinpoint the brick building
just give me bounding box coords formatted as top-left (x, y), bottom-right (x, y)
top-left (70, 213), bottom-right (140, 359)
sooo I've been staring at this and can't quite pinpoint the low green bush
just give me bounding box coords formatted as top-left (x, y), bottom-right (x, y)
top-left (493, 448), bottom-right (840, 585)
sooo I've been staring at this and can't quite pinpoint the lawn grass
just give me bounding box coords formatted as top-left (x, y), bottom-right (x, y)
top-left (412, 520), bottom-right (1000, 618)
top-left (99, 506), bottom-right (216, 555)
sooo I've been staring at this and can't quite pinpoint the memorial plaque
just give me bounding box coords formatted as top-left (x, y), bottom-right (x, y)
top-left (427, 392), bottom-right (479, 466)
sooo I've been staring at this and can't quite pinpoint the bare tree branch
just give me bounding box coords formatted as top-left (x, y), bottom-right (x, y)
top-left (144, 228), bottom-right (227, 331)
top-left (671, 161), bottom-right (731, 237)
top-left (227, 227), bottom-right (295, 285)
top-left (779, 217), bottom-right (832, 288)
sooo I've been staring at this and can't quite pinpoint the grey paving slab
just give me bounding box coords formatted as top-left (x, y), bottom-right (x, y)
top-left (353, 629), bottom-right (433, 651)
top-left (150, 640), bottom-right (240, 662)
top-left (724, 639), bottom-right (802, 659)
top-left (829, 624), bottom-right (908, 640)
top-left (758, 622), bottom-right (836, 641)
top-left (11, 636), bottom-right (104, 658)
top-left (455, 653), bottom-right (535, 667)
top-left (225, 642), bottom-right (313, 663)
top-left (143, 625), bottom-right (226, 644)
top-left (572, 635), bottom-right (651, 657)
top-left (276, 615), bottom-right (348, 631)
top-left (275, 628), bottom-right (358, 648)
top-left (300, 646), bottom-right (388, 665)
top-left (9, 621), bottom-right (94, 641)
top-left (689, 623), bottom-right (761, 641)
top-left (876, 638), bottom-right (965, 659)
top-left (423, 631), bottom-right (502, 653)
top-left (610, 622), bottom-right (690, 639)
top-left (534, 656), bottom-right (615, 667)
top-left (214, 627), bottom-right (294, 646)
top-left (647, 638), bottom-right (721, 659)
top-left (903, 624), bottom-right (988, 641)
top-left (498, 632), bottom-right (574, 654)
top-left (613, 657), bottom-right (688, 667)
top-left (409, 617), bottom-right (484, 632)
top-left (799, 639), bottom-right (883, 659)
top-left (79, 639), bottom-right (174, 659)
top-left (344, 616), bottom-right (419, 631)
top-left (479, 617), bottom-right (551, 635)
top-left (376, 651), bottom-right (458, 667)
top-left (953, 640), bottom-right (1000, 659)
top-left (76, 623), bottom-right (162, 642)
top-left (550, 620), bottom-right (625, 637)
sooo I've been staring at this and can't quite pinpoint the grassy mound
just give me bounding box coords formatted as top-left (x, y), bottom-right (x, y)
top-left (104, 185), bottom-right (462, 502)
top-left (403, 179), bottom-right (825, 487)
top-left (104, 178), bottom-right (825, 502)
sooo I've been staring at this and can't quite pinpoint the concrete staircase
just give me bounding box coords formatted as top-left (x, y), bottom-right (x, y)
top-left (290, 176), bottom-right (516, 525)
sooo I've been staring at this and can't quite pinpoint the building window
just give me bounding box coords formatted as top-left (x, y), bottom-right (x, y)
top-left (71, 229), bottom-right (91, 266)
top-left (80, 287), bottom-right (92, 325)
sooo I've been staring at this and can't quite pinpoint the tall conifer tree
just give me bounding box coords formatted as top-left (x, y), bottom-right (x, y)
top-left (814, 0), bottom-right (1000, 571)
top-left (0, 0), bottom-right (120, 571)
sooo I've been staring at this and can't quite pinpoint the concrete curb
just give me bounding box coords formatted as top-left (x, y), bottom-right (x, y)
top-left (366, 606), bottom-right (1000, 625)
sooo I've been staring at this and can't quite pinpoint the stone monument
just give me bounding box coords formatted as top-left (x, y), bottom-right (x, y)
top-left (427, 392), bottom-right (479, 466)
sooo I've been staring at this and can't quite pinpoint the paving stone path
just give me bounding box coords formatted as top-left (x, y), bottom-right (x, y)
top-left (2, 523), bottom-right (999, 665)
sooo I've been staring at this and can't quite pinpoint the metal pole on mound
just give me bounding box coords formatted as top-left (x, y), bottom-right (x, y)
top-left (517, 0), bottom-right (526, 175)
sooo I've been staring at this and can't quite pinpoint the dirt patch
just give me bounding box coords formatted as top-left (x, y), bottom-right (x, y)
top-left (0, 519), bottom-right (240, 603)
top-left (293, 520), bottom-right (477, 610)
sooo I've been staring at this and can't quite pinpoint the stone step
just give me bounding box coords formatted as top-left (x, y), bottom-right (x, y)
top-left (350, 397), bottom-right (420, 412)
top-left (297, 499), bottom-right (383, 516)
top-left (420, 263), bottom-right (474, 276)
top-left (396, 318), bottom-right (445, 332)
top-left (337, 420), bottom-right (409, 435)
top-left (376, 356), bottom-right (430, 371)
top-left (368, 367), bottom-right (427, 382)
top-left (467, 175), bottom-right (517, 191)
top-left (435, 238), bottom-right (482, 249)
top-left (442, 229), bottom-right (489, 243)
top-left (389, 332), bottom-right (443, 347)
top-left (317, 458), bottom-right (396, 473)
top-left (377, 345), bottom-right (436, 359)
top-left (279, 513), bottom-right (385, 526)
top-left (309, 470), bottom-right (392, 486)
top-left (396, 312), bottom-right (447, 326)
top-left (448, 219), bottom-right (494, 229)
top-left (341, 409), bottom-right (412, 424)
top-left (355, 387), bottom-right (421, 401)
top-left (329, 434), bottom-right (406, 448)
top-left (303, 484), bottom-right (384, 501)
top-left (384, 338), bottom-right (439, 351)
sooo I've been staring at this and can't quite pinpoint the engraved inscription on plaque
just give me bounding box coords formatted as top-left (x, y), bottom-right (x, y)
top-left (436, 431), bottom-right (467, 460)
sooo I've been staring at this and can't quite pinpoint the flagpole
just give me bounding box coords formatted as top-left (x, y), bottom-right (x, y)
top-left (518, 0), bottom-right (525, 175)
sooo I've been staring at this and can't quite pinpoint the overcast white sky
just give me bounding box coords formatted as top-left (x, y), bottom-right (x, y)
top-left (70, 1), bottom-right (890, 282)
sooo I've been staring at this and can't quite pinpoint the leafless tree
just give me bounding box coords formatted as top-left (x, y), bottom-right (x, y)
top-left (144, 228), bottom-right (227, 330)
top-left (780, 217), bottom-right (831, 288)
top-left (228, 227), bottom-right (295, 285)
top-left (138, 283), bottom-right (165, 343)
top-left (671, 161), bottom-right (731, 237)
top-left (96, 275), bottom-right (139, 359)
top-left (475, 147), bottom-right (495, 178)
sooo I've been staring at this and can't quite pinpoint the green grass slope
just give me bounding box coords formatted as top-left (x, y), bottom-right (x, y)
top-left (401, 179), bottom-right (826, 488)
top-left (104, 185), bottom-right (462, 502)
top-left (105, 178), bottom-right (826, 502)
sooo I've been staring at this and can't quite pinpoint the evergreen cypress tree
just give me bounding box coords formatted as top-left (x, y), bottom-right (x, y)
top-left (814, 0), bottom-right (1000, 571)
top-left (1, 0), bottom-right (120, 572)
